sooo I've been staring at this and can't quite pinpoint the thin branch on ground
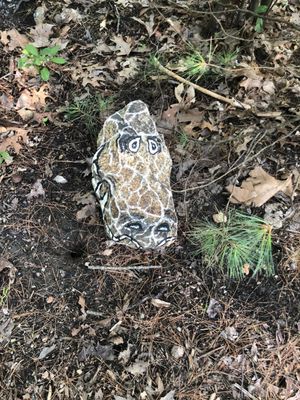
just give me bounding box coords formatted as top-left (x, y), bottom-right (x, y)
top-left (86, 264), bottom-right (162, 270)
top-left (174, 124), bottom-right (300, 193)
top-left (164, 1), bottom-right (300, 32)
top-left (154, 58), bottom-right (251, 110)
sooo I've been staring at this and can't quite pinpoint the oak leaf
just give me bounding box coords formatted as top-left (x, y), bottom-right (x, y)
top-left (226, 166), bottom-right (294, 207)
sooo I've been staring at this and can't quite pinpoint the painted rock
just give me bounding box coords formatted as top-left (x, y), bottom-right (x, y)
top-left (92, 100), bottom-right (177, 250)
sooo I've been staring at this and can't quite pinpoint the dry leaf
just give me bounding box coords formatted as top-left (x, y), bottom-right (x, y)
top-left (236, 135), bottom-right (252, 155)
top-left (38, 344), bottom-right (56, 360)
top-left (126, 360), bottom-right (148, 376)
top-left (16, 86), bottom-right (48, 111)
top-left (160, 391), bottom-right (176, 400)
top-left (0, 258), bottom-right (16, 285)
top-left (26, 179), bottom-right (45, 200)
top-left (0, 127), bottom-right (29, 154)
top-left (118, 57), bottom-right (139, 81)
top-left (0, 318), bottom-right (14, 344)
top-left (206, 298), bottom-right (222, 319)
top-left (226, 166), bottom-right (294, 207)
top-left (132, 14), bottom-right (155, 36)
top-left (0, 29), bottom-right (28, 50)
top-left (78, 295), bottom-right (86, 311)
top-left (151, 298), bottom-right (171, 308)
top-left (242, 263), bottom-right (250, 275)
top-left (111, 35), bottom-right (133, 55)
top-left (30, 23), bottom-right (54, 47)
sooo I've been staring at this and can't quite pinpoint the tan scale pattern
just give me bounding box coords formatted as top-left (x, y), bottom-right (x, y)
top-left (92, 100), bottom-right (178, 249)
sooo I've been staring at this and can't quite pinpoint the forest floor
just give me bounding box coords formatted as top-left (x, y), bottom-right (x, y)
top-left (0, 0), bottom-right (299, 399)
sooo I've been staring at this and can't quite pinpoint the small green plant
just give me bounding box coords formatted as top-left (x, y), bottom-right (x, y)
top-left (178, 129), bottom-right (189, 148)
top-left (217, 50), bottom-right (238, 67)
top-left (179, 51), bottom-right (209, 81)
top-left (64, 94), bottom-right (114, 136)
top-left (18, 43), bottom-right (66, 81)
top-left (176, 47), bottom-right (239, 82)
top-left (0, 150), bottom-right (11, 165)
top-left (254, 5), bottom-right (268, 33)
top-left (0, 286), bottom-right (10, 306)
top-left (190, 210), bottom-right (274, 279)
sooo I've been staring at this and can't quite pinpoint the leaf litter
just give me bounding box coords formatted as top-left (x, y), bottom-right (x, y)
top-left (0, 0), bottom-right (300, 399)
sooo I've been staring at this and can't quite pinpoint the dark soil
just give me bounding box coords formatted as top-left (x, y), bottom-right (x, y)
top-left (0, 1), bottom-right (299, 399)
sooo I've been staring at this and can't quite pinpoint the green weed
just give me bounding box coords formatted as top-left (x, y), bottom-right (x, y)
top-left (190, 210), bottom-right (274, 280)
top-left (217, 50), bottom-right (238, 67)
top-left (0, 286), bottom-right (10, 306)
top-left (255, 5), bottom-right (268, 33)
top-left (18, 43), bottom-right (66, 81)
top-left (0, 150), bottom-right (11, 165)
top-left (179, 51), bottom-right (209, 81)
top-left (64, 94), bottom-right (114, 136)
top-left (177, 47), bottom-right (239, 82)
top-left (178, 129), bottom-right (189, 148)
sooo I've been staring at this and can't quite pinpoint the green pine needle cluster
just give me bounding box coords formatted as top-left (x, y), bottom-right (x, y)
top-left (190, 211), bottom-right (274, 279)
top-left (178, 49), bottom-right (238, 81)
top-left (64, 94), bottom-right (114, 137)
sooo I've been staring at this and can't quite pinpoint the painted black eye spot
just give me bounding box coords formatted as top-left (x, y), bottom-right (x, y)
top-left (147, 137), bottom-right (161, 155)
top-left (117, 133), bottom-right (141, 153)
top-left (125, 222), bottom-right (143, 232)
top-left (128, 137), bottom-right (140, 153)
top-left (156, 223), bottom-right (170, 233)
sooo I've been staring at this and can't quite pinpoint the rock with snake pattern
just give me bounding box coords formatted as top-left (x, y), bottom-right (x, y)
top-left (92, 100), bottom-right (177, 250)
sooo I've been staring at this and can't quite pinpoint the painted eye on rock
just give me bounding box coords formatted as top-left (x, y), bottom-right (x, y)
top-left (128, 137), bottom-right (140, 153)
top-left (125, 222), bottom-right (143, 232)
top-left (155, 222), bottom-right (170, 233)
top-left (148, 138), bottom-right (161, 155)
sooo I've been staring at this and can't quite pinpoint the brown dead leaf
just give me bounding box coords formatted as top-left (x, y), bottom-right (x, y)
top-left (0, 127), bottom-right (29, 154)
top-left (177, 108), bottom-right (204, 123)
top-left (132, 14), bottom-right (155, 36)
top-left (226, 166), bottom-right (294, 207)
top-left (175, 83), bottom-right (195, 106)
top-left (111, 35), bottom-right (134, 55)
top-left (71, 62), bottom-right (110, 87)
top-left (118, 57), bottom-right (139, 81)
top-left (30, 23), bottom-right (54, 47)
top-left (78, 295), bottom-right (86, 312)
top-left (26, 179), bottom-right (45, 200)
top-left (0, 258), bottom-right (16, 285)
top-left (16, 86), bottom-right (48, 111)
top-left (151, 298), bottom-right (171, 308)
top-left (0, 29), bottom-right (29, 50)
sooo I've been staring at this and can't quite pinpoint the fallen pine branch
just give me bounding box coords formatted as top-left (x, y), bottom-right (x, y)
top-left (153, 58), bottom-right (251, 110)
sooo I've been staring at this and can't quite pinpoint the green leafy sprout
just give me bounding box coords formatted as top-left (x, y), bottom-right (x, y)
top-left (190, 210), bottom-right (274, 280)
top-left (0, 150), bottom-right (11, 165)
top-left (64, 94), bottom-right (115, 137)
top-left (255, 5), bottom-right (268, 33)
top-left (18, 43), bottom-right (66, 81)
top-left (0, 286), bottom-right (10, 306)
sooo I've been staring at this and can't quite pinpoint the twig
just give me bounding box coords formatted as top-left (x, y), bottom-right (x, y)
top-left (164, 1), bottom-right (300, 32)
top-left (86, 264), bottom-right (162, 271)
top-left (233, 383), bottom-right (259, 400)
top-left (173, 124), bottom-right (300, 193)
top-left (154, 58), bottom-right (251, 110)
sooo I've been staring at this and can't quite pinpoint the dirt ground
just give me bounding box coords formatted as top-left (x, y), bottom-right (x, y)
top-left (0, 1), bottom-right (299, 399)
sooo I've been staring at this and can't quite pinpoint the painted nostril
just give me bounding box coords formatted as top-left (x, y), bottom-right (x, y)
top-left (155, 222), bottom-right (170, 233)
top-left (125, 222), bottom-right (143, 232)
